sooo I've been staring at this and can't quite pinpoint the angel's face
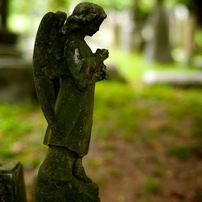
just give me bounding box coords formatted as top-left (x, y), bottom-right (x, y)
top-left (84, 19), bottom-right (103, 36)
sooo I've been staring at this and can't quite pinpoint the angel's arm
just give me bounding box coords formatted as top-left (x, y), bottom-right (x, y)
top-left (65, 44), bottom-right (108, 91)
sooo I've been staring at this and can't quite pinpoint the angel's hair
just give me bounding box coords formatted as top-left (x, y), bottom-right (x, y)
top-left (61, 2), bottom-right (107, 34)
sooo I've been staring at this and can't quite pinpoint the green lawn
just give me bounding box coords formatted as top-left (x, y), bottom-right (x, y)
top-left (0, 81), bottom-right (202, 167)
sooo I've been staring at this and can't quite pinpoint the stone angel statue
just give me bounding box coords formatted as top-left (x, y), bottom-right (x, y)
top-left (33, 3), bottom-right (108, 201)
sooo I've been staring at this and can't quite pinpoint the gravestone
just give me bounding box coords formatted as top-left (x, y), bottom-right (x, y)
top-left (0, 0), bottom-right (36, 103)
top-left (33, 3), bottom-right (108, 202)
top-left (0, 160), bottom-right (27, 202)
top-left (0, 58), bottom-right (36, 103)
top-left (144, 0), bottom-right (173, 63)
top-left (143, 70), bottom-right (202, 87)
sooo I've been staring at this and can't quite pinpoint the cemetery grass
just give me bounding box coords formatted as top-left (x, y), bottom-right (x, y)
top-left (0, 81), bottom-right (202, 201)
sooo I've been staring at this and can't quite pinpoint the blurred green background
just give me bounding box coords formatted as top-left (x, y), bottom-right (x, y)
top-left (1, 0), bottom-right (202, 201)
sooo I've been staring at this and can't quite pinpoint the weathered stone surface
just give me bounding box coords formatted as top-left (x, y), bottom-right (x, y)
top-left (33, 3), bottom-right (108, 201)
top-left (33, 146), bottom-right (100, 202)
top-left (0, 160), bottom-right (26, 202)
top-left (35, 175), bottom-right (99, 202)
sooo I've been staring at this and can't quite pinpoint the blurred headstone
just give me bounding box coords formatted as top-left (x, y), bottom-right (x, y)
top-left (0, 0), bottom-right (36, 102)
top-left (143, 69), bottom-right (202, 87)
top-left (0, 58), bottom-right (36, 102)
top-left (144, 0), bottom-right (173, 63)
top-left (0, 160), bottom-right (27, 202)
top-left (107, 64), bottom-right (126, 82)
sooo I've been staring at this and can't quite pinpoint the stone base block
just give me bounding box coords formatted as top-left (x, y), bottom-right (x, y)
top-left (34, 175), bottom-right (100, 202)
top-left (0, 160), bottom-right (27, 202)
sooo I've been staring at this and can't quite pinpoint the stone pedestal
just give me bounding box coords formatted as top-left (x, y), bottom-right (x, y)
top-left (35, 175), bottom-right (100, 202)
top-left (34, 147), bottom-right (100, 202)
top-left (0, 160), bottom-right (27, 202)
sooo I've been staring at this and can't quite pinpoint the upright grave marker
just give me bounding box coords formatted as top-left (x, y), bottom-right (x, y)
top-left (0, 160), bottom-right (26, 202)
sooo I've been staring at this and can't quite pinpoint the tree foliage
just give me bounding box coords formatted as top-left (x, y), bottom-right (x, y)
top-left (177, 0), bottom-right (202, 25)
top-left (82, 0), bottom-right (132, 10)
top-left (9, 0), bottom-right (32, 14)
top-left (48, 0), bottom-right (70, 11)
top-left (9, 0), bottom-right (70, 15)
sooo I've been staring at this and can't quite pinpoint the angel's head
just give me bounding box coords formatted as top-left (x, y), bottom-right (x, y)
top-left (61, 2), bottom-right (107, 36)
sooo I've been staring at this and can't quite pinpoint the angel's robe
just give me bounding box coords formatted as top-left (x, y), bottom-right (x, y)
top-left (44, 35), bottom-right (96, 156)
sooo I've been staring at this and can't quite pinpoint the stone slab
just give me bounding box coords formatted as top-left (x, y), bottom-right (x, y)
top-left (0, 160), bottom-right (27, 202)
top-left (0, 57), bottom-right (37, 102)
top-left (143, 70), bottom-right (202, 86)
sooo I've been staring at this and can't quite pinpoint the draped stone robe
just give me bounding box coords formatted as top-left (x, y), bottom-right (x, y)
top-left (44, 35), bottom-right (97, 156)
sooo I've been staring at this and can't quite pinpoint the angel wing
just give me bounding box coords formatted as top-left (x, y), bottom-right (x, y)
top-left (33, 11), bottom-right (67, 131)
